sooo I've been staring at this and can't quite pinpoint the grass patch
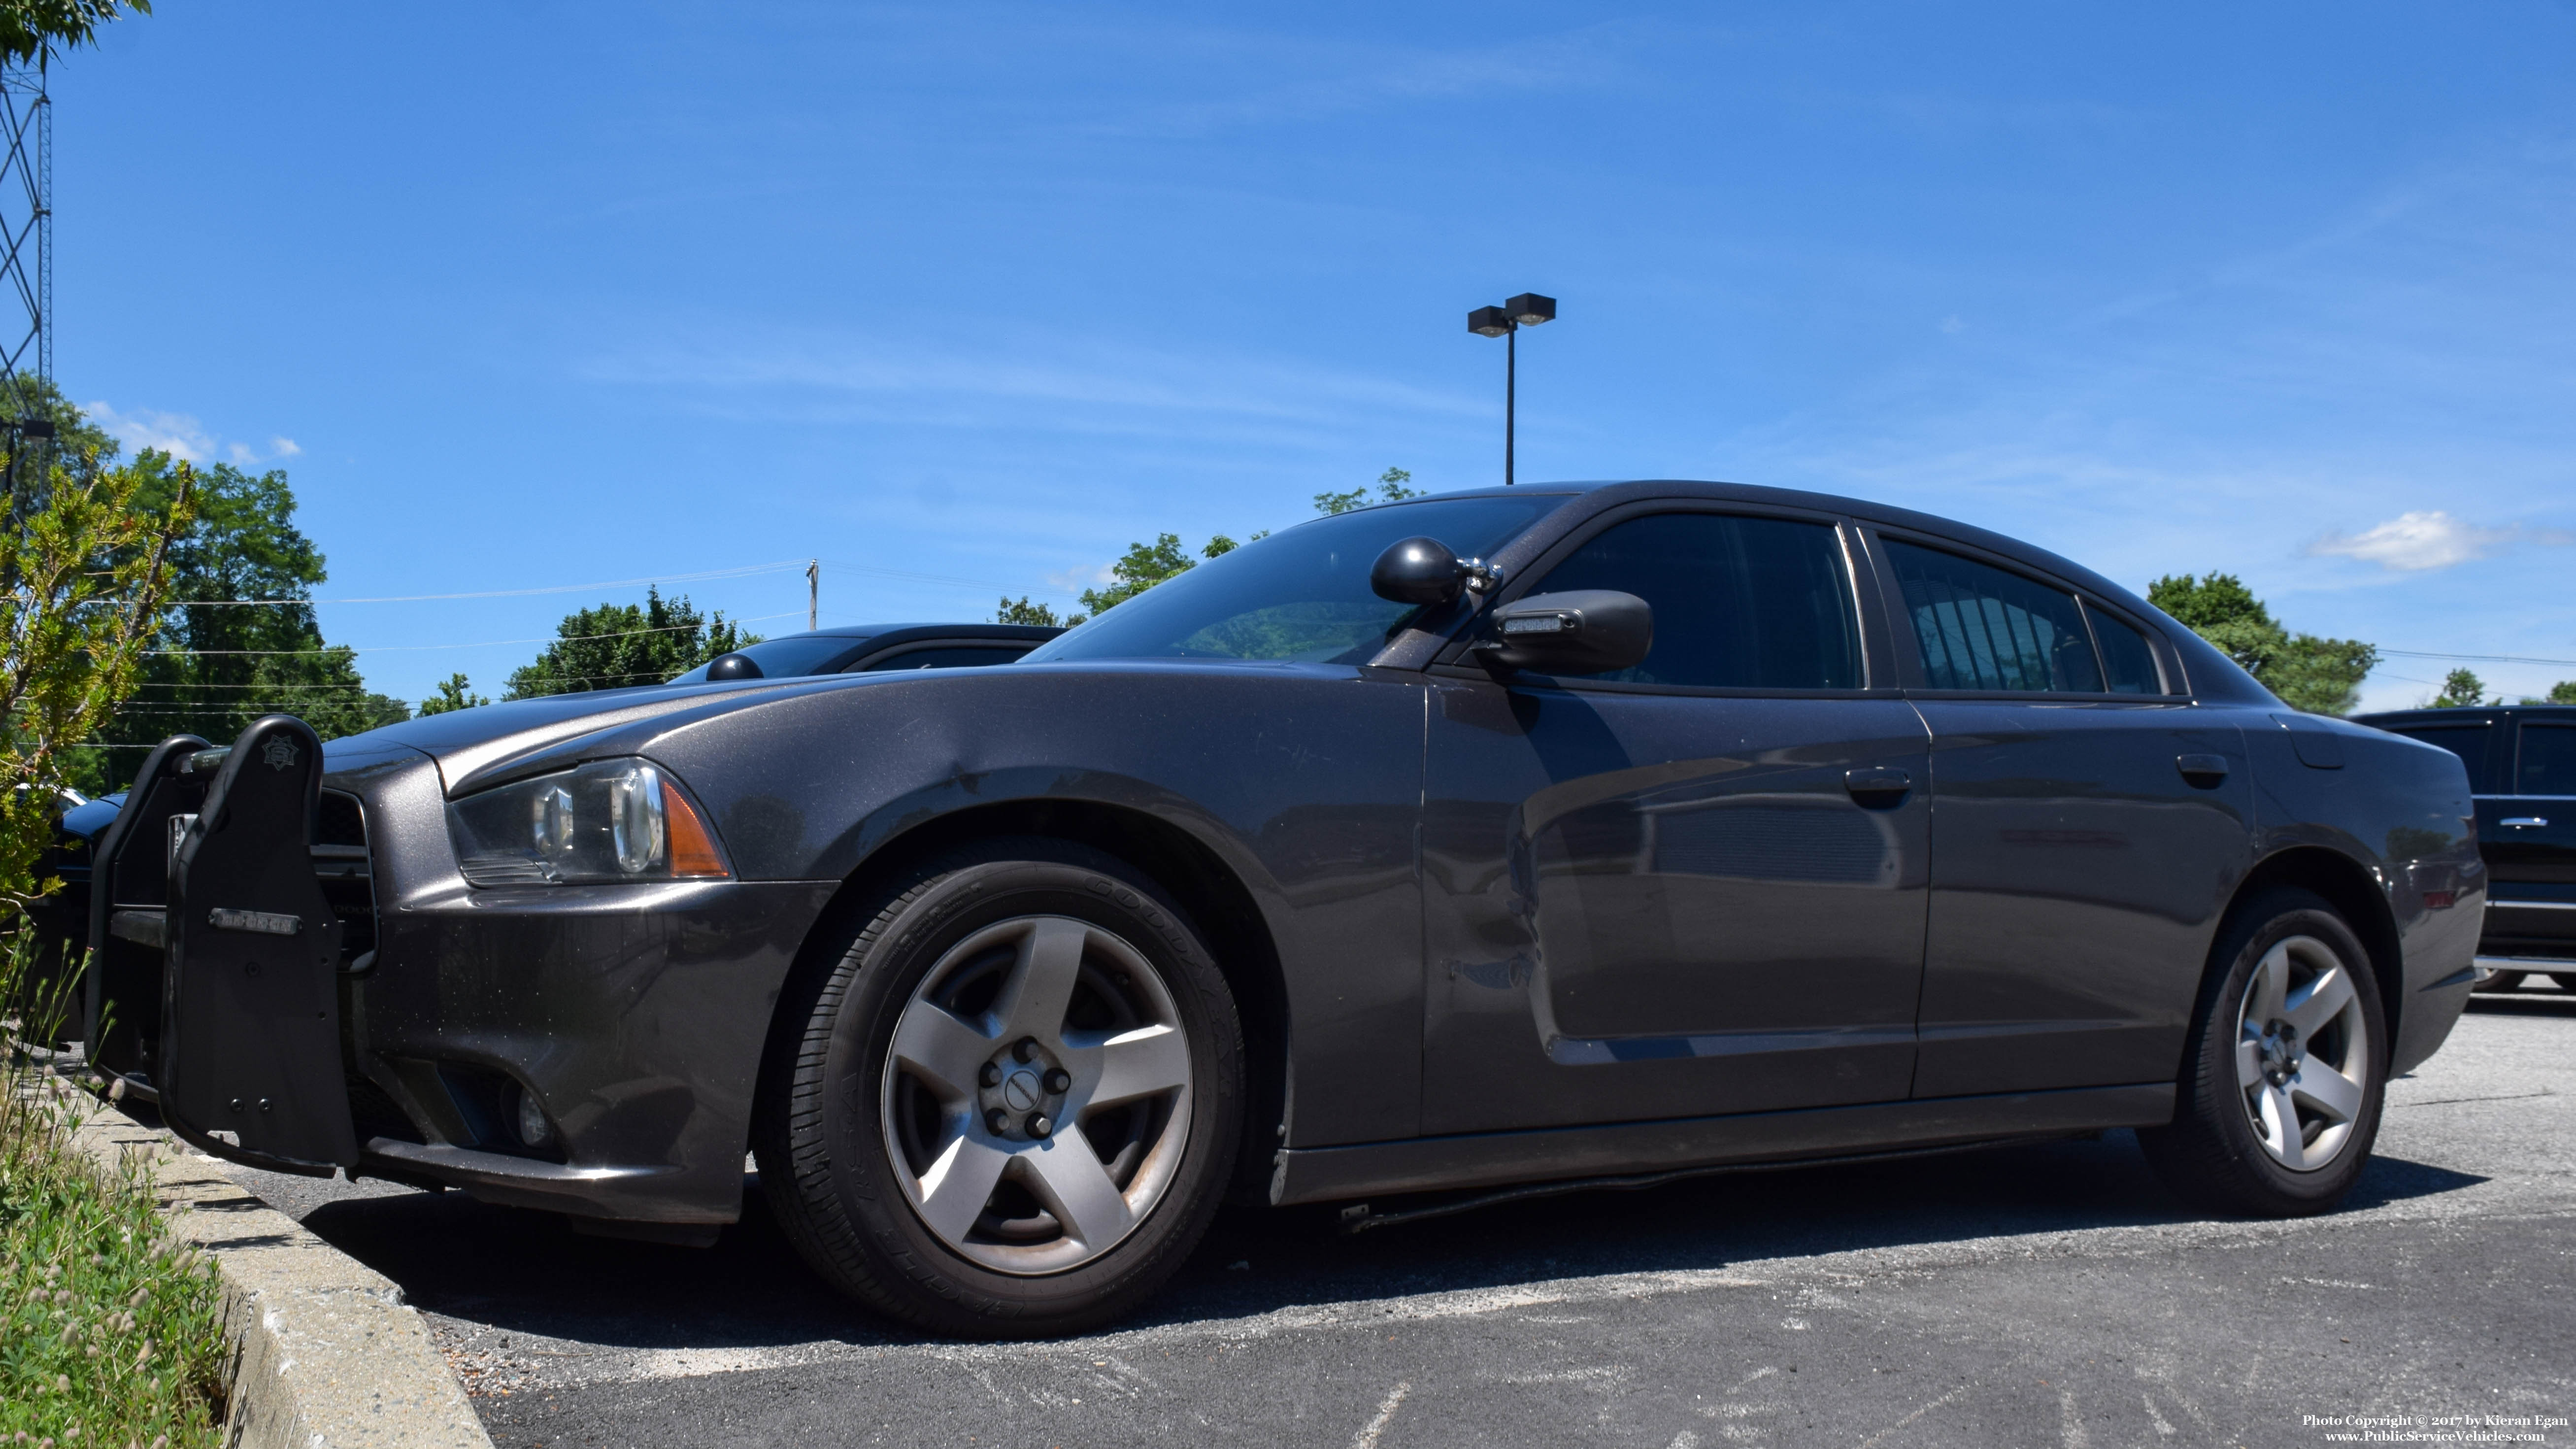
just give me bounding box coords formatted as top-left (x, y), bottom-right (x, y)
top-left (3, 1058), bottom-right (230, 1446)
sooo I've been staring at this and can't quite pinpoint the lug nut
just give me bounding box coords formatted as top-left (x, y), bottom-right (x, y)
top-left (985, 1108), bottom-right (1010, 1136)
top-left (1013, 1038), bottom-right (1039, 1064)
top-left (1043, 1069), bottom-right (1071, 1094)
top-left (979, 1062), bottom-right (1002, 1088)
top-left (1027, 1113), bottom-right (1054, 1138)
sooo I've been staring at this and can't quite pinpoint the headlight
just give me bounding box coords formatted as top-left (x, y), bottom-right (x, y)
top-left (448, 758), bottom-right (729, 885)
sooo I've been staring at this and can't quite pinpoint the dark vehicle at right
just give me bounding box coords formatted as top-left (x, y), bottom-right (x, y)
top-left (2356, 704), bottom-right (2576, 991)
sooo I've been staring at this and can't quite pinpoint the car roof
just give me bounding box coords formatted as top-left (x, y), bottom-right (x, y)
top-left (1355, 479), bottom-right (2157, 616)
top-left (2357, 704), bottom-right (2576, 724)
top-left (775, 623), bottom-right (1064, 646)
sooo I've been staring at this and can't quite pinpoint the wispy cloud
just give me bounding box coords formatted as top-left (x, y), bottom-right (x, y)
top-left (2305, 510), bottom-right (2572, 572)
top-left (83, 401), bottom-right (301, 466)
top-left (581, 331), bottom-right (1486, 444)
top-left (83, 402), bottom-right (216, 461)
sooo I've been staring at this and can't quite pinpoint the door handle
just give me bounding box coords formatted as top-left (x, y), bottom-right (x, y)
top-left (1843, 766), bottom-right (1911, 799)
top-left (2176, 754), bottom-right (2230, 784)
top-left (2500, 817), bottom-right (2549, 828)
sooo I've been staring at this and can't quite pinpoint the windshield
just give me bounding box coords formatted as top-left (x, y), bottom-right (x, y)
top-left (1023, 497), bottom-right (1553, 665)
top-left (667, 633), bottom-right (866, 683)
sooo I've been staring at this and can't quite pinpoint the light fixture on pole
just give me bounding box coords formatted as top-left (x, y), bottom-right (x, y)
top-left (1467, 292), bottom-right (1555, 485)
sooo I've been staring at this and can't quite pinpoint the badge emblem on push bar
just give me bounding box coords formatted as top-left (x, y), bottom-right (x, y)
top-left (208, 908), bottom-right (302, 937)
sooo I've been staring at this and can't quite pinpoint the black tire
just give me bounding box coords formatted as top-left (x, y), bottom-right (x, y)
top-left (2549, 973), bottom-right (2576, 994)
top-left (2138, 887), bottom-right (2388, 1217)
top-left (2476, 969), bottom-right (2524, 993)
top-left (754, 837), bottom-right (1242, 1338)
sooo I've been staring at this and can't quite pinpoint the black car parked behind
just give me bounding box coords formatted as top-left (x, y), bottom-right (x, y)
top-left (2355, 704), bottom-right (2576, 991)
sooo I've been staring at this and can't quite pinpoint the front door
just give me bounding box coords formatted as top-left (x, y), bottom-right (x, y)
top-left (1869, 535), bottom-right (2256, 1099)
top-left (1422, 506), bottom-right (1931, 1136)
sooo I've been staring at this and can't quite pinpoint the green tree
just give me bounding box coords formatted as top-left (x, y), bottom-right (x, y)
top-left (416, 673), bottom-right (488, 716)
top-left (1, 0), bottom-right (151, 66)
top-left (2430, 668), bottom-right (2489, 708)
top-left (2, 429), bottom-right (189, 977)
top-left (1314, 466), bottom-right (1422, 516)
top-left (1078, 533), bottom-right (1244, 616)
top-left (994, 596), bottom-right (1085, 628)
top-left (503, 588), bottom-right (755, 699)
top-left (50, 406), bottom-right (407, 789)
top-left (2144, 572), bottom-right (2378, 715)
top-left (2526, 680), bottom-right (2576, 705)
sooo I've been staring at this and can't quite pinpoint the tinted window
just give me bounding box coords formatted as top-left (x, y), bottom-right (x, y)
top-left (1884, 541), bottom-right (2103, 693)
top-left (668, 634), bottom-right (864, 683)
top-left (1027, 497), bottom-right (1551, 665)
top-left (2089, 607), bottom-right (2165, 695)
top-left (2388, 724), bottom-right (2495, 791)
top-left (2517, 723), bottom-right (2576, 796)
top-left (857, 645), bottom-right (1029, 672)
top-left (1526, 513), bottom-right (1862, 689)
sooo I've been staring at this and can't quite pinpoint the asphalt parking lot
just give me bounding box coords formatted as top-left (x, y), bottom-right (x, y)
top-left (223, 991), bottom-right (2576, 1449)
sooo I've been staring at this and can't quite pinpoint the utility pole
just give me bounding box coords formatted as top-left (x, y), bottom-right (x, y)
top-left (0, 54), bottom-right (51, 525)
top-left (806, 560), bottom-right (819, 632)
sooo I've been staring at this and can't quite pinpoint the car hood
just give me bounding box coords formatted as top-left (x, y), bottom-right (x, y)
top-left (323, 677), bottom-right (817, 794)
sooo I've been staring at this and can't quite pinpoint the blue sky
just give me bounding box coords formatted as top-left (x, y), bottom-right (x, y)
top-left (51, 1), bottom-right (2576, 710)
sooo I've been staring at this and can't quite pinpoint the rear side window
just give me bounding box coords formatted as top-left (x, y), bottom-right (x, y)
top-left (1884, 541), bottom-right (2103, 693)
top-left (2517, 723), bottom-right (2576, 796)
top-left (2389, 724), bottom-right (2496, 791)
top-left (2089, 607), bottom-right (2165, 695)
top-left (1525, 512), bottom-right (1863, 689)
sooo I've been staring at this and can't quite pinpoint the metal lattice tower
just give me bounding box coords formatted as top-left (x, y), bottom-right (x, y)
top-left (0, 57), bottom-right (46, 407)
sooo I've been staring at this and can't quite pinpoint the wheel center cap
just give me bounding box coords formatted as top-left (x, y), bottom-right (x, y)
top-left (1001, 1068), bottom-right (1042, 1112)
top-left (2259, 1019), bottom-right (2304, 1085)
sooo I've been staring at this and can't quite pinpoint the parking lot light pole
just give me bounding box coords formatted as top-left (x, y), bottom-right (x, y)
top-left (1468, 293), bottom-right (1556, 485)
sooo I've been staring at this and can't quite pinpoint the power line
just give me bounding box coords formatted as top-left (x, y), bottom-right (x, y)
top-left (144, 609), bottom-right (808, 655)
top-left (2381, 648), bottom-right (2576, 668)
top-left (170, 559), bottom-right (812, 606)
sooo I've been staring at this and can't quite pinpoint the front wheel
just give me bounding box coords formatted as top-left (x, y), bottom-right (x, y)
top-left (2139, 888), bottom-right (2387, 1217)
top-left (2476, 969), bottom-right (2525, 993)
top-left (756, 839), bottom-right (1243, 1337)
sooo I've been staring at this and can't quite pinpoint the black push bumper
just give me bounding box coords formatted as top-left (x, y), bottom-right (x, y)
top-left (87, 717), bottom-right (359, 1175)
top-left (89, 717), bottom-right (835, 1224)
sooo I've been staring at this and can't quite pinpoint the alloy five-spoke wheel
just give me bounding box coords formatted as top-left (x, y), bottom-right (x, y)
top-left (881, 914), bottom-right (1194, 1275)
top-left (756, 839), bottom-right (1241, 1338)
top-left (2140, 887), bottom-right (2387, 1217)
top-left (2233, 934), bottom-right (2370, 1173)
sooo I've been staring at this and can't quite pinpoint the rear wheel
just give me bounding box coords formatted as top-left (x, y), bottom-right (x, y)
top-left (2139, 888), bottom-right (2386, 1217)
top-left (2551, 973), bottom-right (2576, 993)
top-left (756, 839), bottom-right (1242, 1337)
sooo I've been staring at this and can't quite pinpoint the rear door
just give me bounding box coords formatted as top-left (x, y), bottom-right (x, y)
top-left (2486, 716), bottom-right (2576, 957)
top-left (1870, 533), bottom-right (2256, 1099)
top-left (1422, 505), bottom-right (1932, 1135)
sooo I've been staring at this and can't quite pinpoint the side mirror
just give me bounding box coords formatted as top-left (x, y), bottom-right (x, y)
top-left (1477, 590), bottom-right (1653, 675)
top-left (1371, 537), bottom-right (1472, 605)
top-left (704, 652), bottom-right (766, 681)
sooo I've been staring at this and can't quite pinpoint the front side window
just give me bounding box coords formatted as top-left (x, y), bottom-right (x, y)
top-left (1884, 540), bottom-right (2104, 693)
top-left (2517, 722), bottom-right (2576, 796)
top-left (1523, 512), bottom-right (1863, 689)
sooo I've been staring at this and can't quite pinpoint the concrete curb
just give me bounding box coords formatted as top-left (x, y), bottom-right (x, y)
top-left (33, 1073), bottom-right (494, 1449)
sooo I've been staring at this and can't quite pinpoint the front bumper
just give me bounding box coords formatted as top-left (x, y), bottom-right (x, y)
top-left (350, 874), bottom-right (836, 1222)
top-left (90, 723), bottom-right (837, 1226)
